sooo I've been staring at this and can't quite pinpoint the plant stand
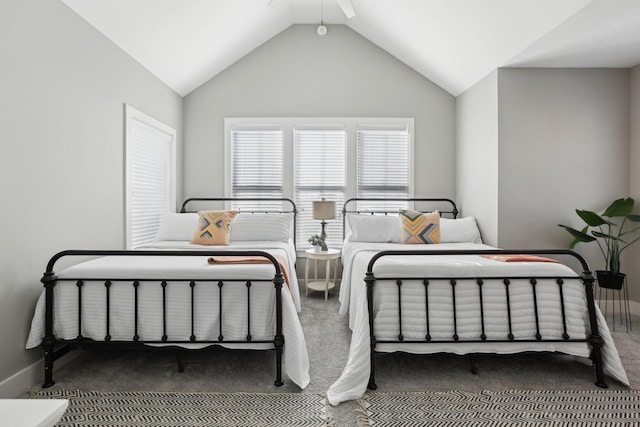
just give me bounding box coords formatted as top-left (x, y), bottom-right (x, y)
top-left (597, 275), bottom-right (632, 332)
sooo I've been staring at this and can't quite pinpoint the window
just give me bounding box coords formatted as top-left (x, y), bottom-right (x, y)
top-left (357, 125), bottom-right (411, 212)
top-left (225, 118), bottom-right (413, 251)
top-left (294, 126), bottom-right (346, 249)
top-left (229, 126), bottom-right (284, 211)
top-left (125, 105), bottom-right (176, 249)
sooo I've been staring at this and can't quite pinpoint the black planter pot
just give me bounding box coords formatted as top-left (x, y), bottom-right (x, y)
top-left (596, 270), bottom-right (625, 290)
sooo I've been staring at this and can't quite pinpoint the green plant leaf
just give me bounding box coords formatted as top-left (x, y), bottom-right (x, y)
top-left (627, 214), bottom-right (640, 222)
top-left (559, 224), bottom-right (596, 247)
top-left (602, 197), bottom-right (634, 217)
top-left (576, 209), bottom-right (610, 227)
top-left (592, 230), bottom-right (625, 242)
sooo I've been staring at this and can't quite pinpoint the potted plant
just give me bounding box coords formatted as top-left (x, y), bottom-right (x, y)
top-left (559, 197), bottom-right (640, 289)
top-left (308, 234), bottom-right (328, 251)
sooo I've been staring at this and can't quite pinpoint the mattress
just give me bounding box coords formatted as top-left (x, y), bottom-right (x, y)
top-left (327, 241), bottom-right (629, 404)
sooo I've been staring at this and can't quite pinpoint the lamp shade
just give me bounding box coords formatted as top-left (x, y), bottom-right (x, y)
top-left (313, 200), bottom-right (335, 220)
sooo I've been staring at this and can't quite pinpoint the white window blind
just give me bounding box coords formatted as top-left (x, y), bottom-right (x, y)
top-left (225, 117), bottom-right (413, 251)
top-left (294, 126), bottom-right (346, 249)
top-left (357, 125), bottom-right (410, 212)
top-left (125, 105), bottom-right (176, 249)
top-left (230, 126), bottom-right (284, 211)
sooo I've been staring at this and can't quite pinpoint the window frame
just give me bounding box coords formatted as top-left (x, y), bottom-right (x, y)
top-left (224, 117), bottom-right (414, 251)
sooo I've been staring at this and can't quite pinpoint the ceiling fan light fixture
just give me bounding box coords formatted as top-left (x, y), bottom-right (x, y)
top-left (317, 23), bottom-right (328, 37)
top-left (317, 0), bottom-right (327, 37)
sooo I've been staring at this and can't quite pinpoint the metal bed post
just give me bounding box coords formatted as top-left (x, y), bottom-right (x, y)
top-left (41, 271), bottom-right (57, 388)
top-left (582, 269), bottom-right (607, 388)
top-left (365, 271), bottom-right (377, 390)
top-left (273, 269), bottom-right (285, 387)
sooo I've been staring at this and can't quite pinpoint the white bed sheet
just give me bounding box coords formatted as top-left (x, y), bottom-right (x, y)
top-left (26, 241), bottom-right (309, 389)
top-left (327, 241), bottom-right (628, 405)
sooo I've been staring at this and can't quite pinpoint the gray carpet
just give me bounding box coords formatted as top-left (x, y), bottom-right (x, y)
top-left (26, 292), bottom-right (640, 427)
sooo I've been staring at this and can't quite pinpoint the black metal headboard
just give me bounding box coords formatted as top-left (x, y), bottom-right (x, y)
top-left (180, 197), bottom-right (298, 248)
top-left (180, 197), bottom-right (296, 214)
top-left (341, 197), bottom-right (458, 240)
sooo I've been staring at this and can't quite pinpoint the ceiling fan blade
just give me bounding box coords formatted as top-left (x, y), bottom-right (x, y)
top-left (267, 0), bottom-right (283, 8)
top-left (336, 0), bottom-right (356, 18)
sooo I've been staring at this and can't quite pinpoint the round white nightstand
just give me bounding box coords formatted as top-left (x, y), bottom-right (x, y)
top-left (304, 248), bottom-right (341, 301)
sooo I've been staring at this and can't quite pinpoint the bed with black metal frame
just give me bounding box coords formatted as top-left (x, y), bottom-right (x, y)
top-left (326, 197), bottom-right (629, 405)
top-left (26, 197), bottom-right (310, 389)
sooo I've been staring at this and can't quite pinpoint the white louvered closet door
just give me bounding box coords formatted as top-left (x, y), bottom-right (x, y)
top-left (125, 105), bottom-right (176, 249)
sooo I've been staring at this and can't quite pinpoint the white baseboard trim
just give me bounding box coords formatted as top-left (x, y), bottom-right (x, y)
top-left (0, 350), bottom-right (80, 398)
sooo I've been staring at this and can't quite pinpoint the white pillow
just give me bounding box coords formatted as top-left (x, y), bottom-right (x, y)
top-left (348, 214), bottom-right (401, 243)
top-left (155, 213), bottom-right (199, 241)
top-left (230, 213), bottom-right (293, 242)
top-left (440, 217), bottom-right (482, 244)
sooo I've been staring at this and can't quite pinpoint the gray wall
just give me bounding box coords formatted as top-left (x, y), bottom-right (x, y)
top-left (496, 68), bottom-right (630, 271)
top-left (0, 0), bottom-right (182, 389)
top-left (456, 68), bottom-right (633, 299)
top-left (456, 71), bottom-right (499, 246)
top-left (183, 24), bottom-right (456, 200)
top-left (629, 65), bottom-right (640, 304)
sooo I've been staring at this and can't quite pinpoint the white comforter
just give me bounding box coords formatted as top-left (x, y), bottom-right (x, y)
top-left (327, 241), bottom-right (628, 405)
top-left (137, 240), bottom-right (301, 312)
top-left (26, 241), bottom-right (310, 389)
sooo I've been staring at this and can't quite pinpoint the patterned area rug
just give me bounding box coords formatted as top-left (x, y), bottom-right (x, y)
top-left (31, 390), bottom-right (332, 427)
top-left (357, 389), bottom-right (640, 426)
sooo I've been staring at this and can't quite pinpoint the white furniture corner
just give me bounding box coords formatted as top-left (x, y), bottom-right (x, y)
top-left (0, 399), bottom-right (68, 427)
top-left (304, 248), bottom-right (340, 301)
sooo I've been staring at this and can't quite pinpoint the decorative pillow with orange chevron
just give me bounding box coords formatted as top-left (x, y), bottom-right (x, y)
top-left (400, 209), bottom-right (441, 244)
top-left (191, 210), bottom-right (237, 245)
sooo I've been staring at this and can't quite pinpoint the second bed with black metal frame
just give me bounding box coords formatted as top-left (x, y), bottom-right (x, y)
top-left (37, 197), bottom-right (298, 388)
top-left (342, 197), bottom-right (609, 390)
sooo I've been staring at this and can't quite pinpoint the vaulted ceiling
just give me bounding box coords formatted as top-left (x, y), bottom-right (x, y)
top-left (60, 0), bottom-right (640, 97)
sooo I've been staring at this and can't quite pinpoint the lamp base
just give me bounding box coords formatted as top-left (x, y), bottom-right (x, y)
top-left (320, 220), bottom-right (327, 242)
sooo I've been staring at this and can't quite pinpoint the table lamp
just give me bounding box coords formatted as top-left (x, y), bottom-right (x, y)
top-left (312, 199), bottom-right (335, 243)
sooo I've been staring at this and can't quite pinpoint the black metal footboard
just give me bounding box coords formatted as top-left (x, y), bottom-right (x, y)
top-left (364, 249), bottom-right (606, 390)
top-left (40, 250), bottom-right (285, 388)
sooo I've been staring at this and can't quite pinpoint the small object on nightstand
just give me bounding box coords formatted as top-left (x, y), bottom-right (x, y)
top-left (304, 247), bottom-right (340, 301)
